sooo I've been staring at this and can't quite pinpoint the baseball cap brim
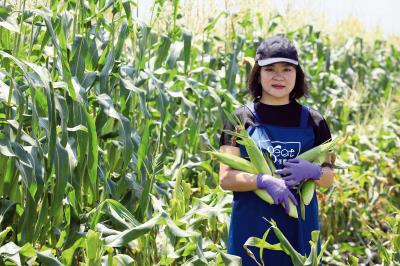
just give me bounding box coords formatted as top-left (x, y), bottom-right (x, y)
top-left (258, 57), bottom-right (298, 66)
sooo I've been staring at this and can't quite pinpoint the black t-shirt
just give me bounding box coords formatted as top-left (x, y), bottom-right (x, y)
top-left (219, 100), bottom-right (331, 148)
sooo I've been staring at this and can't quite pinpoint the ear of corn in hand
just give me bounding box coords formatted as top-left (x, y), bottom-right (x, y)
top-left (212, 117), bottom-right (340, 216)
top-left (213, 126), bottom-right (299, 218)
top-left (207, 150), bottom-right (298, 219)
top-left (298, 136), bottom-right (340, 205)
top-left (204, 151), bottom-right (258, 174)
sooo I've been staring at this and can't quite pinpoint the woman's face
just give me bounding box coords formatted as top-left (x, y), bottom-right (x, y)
top-left (259, 62), bottom-right (297, 104)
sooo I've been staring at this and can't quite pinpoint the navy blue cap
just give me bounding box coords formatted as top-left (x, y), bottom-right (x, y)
top-left (256, 36), bottom-right (299, 66)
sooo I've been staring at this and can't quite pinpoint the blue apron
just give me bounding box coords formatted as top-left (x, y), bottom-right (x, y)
top-left (228, 102), bottom-right (321, 265)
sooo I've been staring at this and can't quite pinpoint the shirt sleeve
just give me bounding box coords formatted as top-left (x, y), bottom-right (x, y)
top-left (219, 117), bottom-right (240, 148)
top-left (314, 118), bottom-right (332, 146)
top-left (308, 108), bottom-right (332, 147)
top-left (219, 106), bottom-right (251, 148)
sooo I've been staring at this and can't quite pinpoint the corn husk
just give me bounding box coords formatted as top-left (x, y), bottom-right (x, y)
top-left (298, 136), bottom-right (340, 205)
top-left (218, 127), bottom-right (298, 219)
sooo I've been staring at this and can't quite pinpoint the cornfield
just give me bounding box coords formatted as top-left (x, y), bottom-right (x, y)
top-left (0, 0), bottom-right (399, 265)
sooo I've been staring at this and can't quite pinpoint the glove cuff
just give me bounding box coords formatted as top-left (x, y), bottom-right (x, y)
top-left (256, 173), bottom-right (265, 189)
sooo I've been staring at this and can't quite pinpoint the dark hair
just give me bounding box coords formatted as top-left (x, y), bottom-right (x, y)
top-left (247, 63), bottom-right (308, 100)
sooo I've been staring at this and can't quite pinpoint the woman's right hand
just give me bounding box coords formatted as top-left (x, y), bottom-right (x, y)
top-left (256, 174), bottom-right (298, 214)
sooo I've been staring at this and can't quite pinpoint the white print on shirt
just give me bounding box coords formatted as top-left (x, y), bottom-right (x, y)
top-left (257, 140), bottom-right (301, 164)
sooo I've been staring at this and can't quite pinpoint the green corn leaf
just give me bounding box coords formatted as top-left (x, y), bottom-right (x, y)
top-left (99, 50), bottom-right (115, 94)
top-left (301, 181), bottom-right (315, 206)
top-left (88, 199), bottom-right (140, 229)
top-left (203, 12), bottom-right (226, 33)
top-left (97, 94), bottom-right (133, 169)
top-left (113, 254), bottom-right (135, 265)
top-left (155, 35), bottom-right (171, 69)
top-left (304, 231), bottom-right (319, 265)
top-left (0, 242), bottom-right (21, 266)
top-left (37, 250), bottom-right (63, 266)
top-left (167, 42), bottom-right (182, 68)
top-left (51, 141), bottom-right (70, 227)
top-left (243, 231), bottom-right (282, 266)
top-left (86, 230), bottom-right (102, 261)
top-left (136, 119), bottom-right (150, 173)
top-left (33, 196), bottom-right (50, 243)
top-left (60, 238), bottom-right (85, 265)
top-left (19, 243), bottom-right (37, 258)
top-left (82, 105), bottom-right (99, 204)
top-left (13, 144), bottom-right (37, 198)
top-left (161, 212), bottom-right (199, 238)
top-left (28, 9), bottom-right (77, 100)
top-left (0, 51), bottom-right (34, 87)
top-left (266, 219), bottom-right (306, 265)
top-left (104, 213), bottom-right (162, 247)
top-left (0, 227), bottom-right (12, 246)
top-left (0, 5), bottom-right (18, 32)
top-left (70, 35), bottom-right (88, 81)
top-left (137, 21), bottom-right (150, 69)
top-left (114, 19), bottom-right (129, 60)
top-left (182, 30), bottom-right (192, 73)
top-left (0, 137), bottom-right (15, 157)
top-left (219, 252), bottom-right (242, 266)
top-left (317, 235), bottom-right (331, 264)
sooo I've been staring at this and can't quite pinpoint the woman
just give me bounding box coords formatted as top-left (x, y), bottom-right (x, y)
top-left (219, 36), bottom-right (335, 265)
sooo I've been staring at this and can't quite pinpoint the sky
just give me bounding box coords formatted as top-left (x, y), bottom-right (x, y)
top-left (273, 0), bottom-right (400, 36)
top-left (137, 0), bottom-right (400, 36)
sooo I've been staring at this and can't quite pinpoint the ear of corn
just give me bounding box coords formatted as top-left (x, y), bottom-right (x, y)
top-left (253, 189), bottom-right (274, 205)
top-left (298, 137), bottom-right (340, 163)
top-left (254, 190), bottom-right (298, 218)
top-left (206, 151), bottom-right (300, 217)
top-left (298, 136), bottom-right (340, 205)
top-left (215, 125), bottom-right (340, 217)
top-left (206, 151), bottom-right (276, 203)
top-left (224, 127), bottom-right (272, 175)
top-left (237, 128), bottom-right (298, 218)
top-left (236, 139), bottom-right (271, 175)
top-left (215, 127), bottom-right (299, 219)
top-left (300, 181), bottom-right (315, 205)
top-left (204, 151), bottom-right (258, 174)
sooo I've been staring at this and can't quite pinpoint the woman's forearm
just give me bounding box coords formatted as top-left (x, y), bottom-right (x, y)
top-left (220, 167), bottom-right (334, 191)
top-left (314, 167), bottom-right (334, 188)
top-left (219, 168), bottom-right (259, 192)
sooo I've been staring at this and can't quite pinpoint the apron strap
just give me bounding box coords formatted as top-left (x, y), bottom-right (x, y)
top-left (300, 105), bottom-right (310, 128)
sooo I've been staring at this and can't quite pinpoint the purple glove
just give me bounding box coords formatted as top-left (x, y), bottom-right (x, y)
top-left (275, 158), bottom-right (322, 188)
top-left (257, 174), bottom-right (298, 214)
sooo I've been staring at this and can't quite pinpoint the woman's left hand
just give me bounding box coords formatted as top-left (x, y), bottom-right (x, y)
top-left (275, 158), bottom-right (322, 188)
